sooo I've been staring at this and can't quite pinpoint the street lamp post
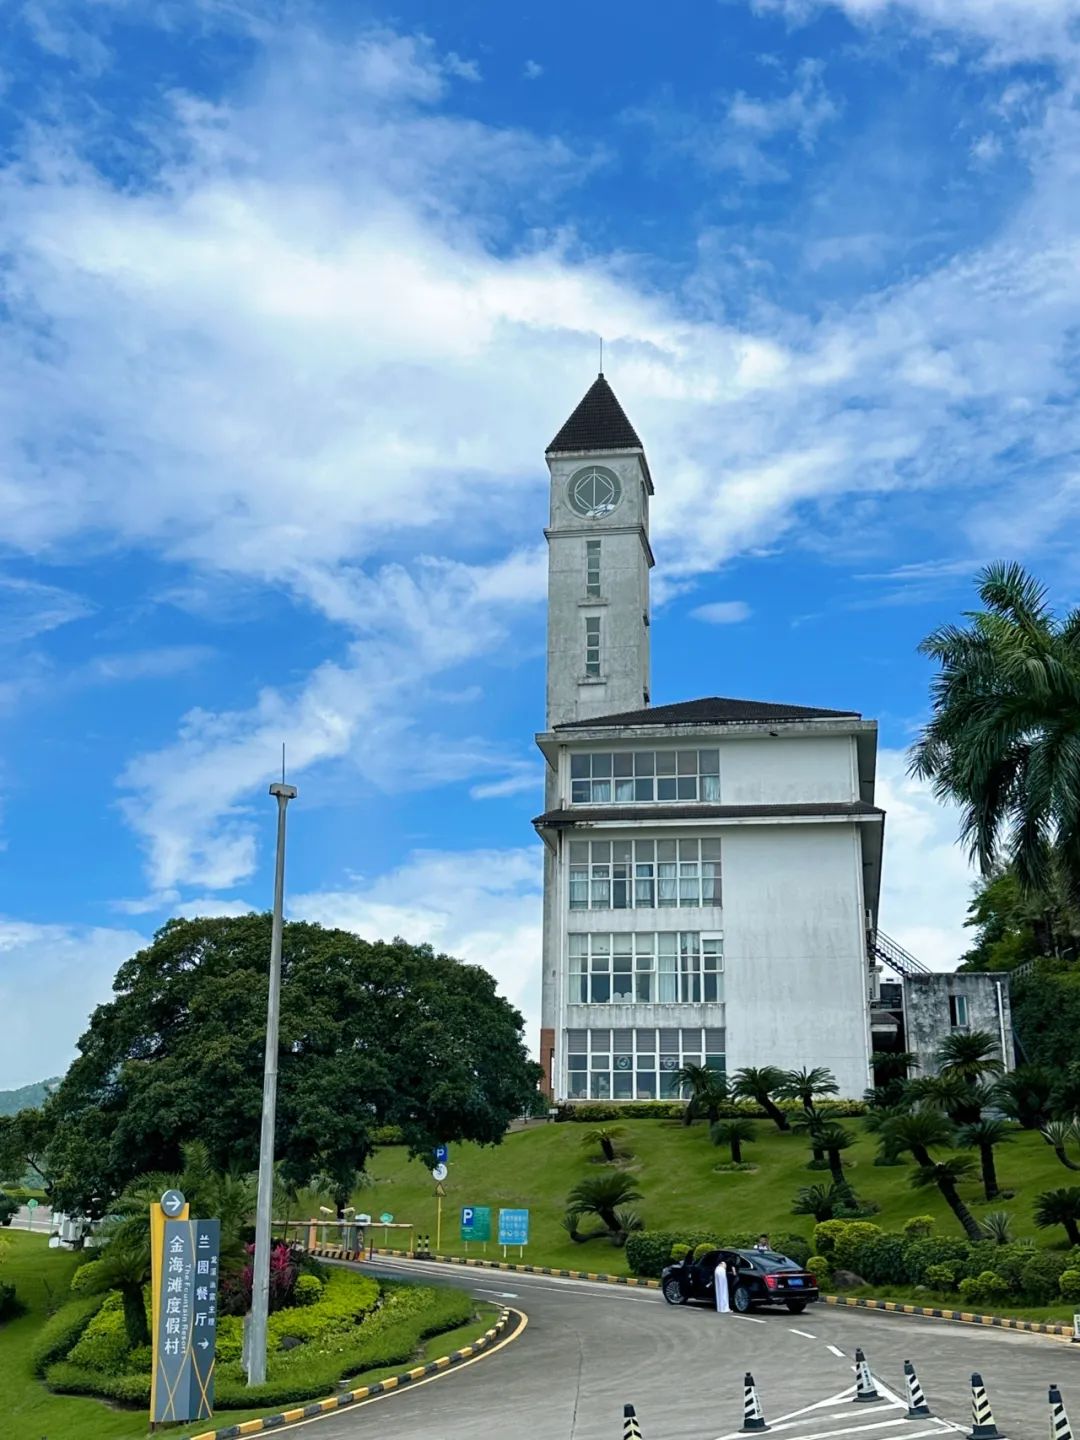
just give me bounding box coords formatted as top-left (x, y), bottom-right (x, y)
top-left (247, 780), bottom-right (297, 1387)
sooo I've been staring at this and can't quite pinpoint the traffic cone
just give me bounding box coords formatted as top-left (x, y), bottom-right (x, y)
top-left (1050, 1385), bottom-right (1072, 1440)
top-left (740, 1372), bottom-right (770, 1432)
top-left (967, 1373), bottom-right (1002, 1439)
top-left (854, 1348), bottom-right (881, 1403)
top-left (623, 1402), bottom-right (643, 1439)
top-left (904, 1360), bottom-right (931, 1419)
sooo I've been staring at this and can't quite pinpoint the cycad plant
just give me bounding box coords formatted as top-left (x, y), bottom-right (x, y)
top-left (566, 1173), bottom-right (644, 1236)
top-left (1041, 1121), bottom-right (1080, 1172)
top-left (910, 1157), bottom-right (983, 1242)
top-left (710, 1118), bottom-right (755, 1164)
top-left (1034, 1187), bottom-right (1080, 1247)
top-left (673, 1064), bottom-right (729, 1126)
top-left (730, 1066), bottom-right (790, 1132)
top-left (778, 1067), bottom-right (839, 1116)
top-left (581, 1126), bottom-right (625, 1164)
top-left (957, 1117), bottom-right (1012, 1201)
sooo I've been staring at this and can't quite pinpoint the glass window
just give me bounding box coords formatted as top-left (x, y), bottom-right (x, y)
top-left (586, 539), bottom-right (601, 598)
top-left (949, 994), bottom-right (969, 1028)
top-left (568, 748), bottom-right (722, 805)
top-left (585, 617), bottom-right (601, 678)
top-left (566, 837), bottom-right (721, 911)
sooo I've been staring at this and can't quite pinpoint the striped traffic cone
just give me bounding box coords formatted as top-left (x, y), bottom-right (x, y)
top-left (740, 1372), bottom-right (770, 1433)
top-left (904, 1360), bottom-right (931, 1419)
top-left (854, 1348), bottom-right (881, 1403)
top-left (967, 1372), bottom-right (1002, 1439)
top-left (623, 1402), bottom-right (643, 1439)
top-left (1050, 1385), bottom-right (1072, 1440)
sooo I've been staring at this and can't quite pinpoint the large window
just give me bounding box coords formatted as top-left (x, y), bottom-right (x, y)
top-left (585, 616), bottom-right (601, 677)
top-left (570, 749), bottom-right (721, 804)
top-left (566, 1026), bottom-right (726, 1100)
top-left (586, 540), bottom-right (601, 598)
top-left (948, 994), bottom-right (969, 1029)
top-left (568, 931), bottom-right (724, 1004)
top-left (569, 838), bottom-right (722, 910)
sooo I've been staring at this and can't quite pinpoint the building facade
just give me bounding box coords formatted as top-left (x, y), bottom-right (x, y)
top-left (534, 375), bottom-right (883, 1102)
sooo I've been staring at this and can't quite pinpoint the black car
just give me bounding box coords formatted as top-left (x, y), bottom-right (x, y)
top-left (661, 1248), bottom-right (819, 1314)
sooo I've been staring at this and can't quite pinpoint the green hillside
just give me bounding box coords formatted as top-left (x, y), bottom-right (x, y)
top-left (0, 1077), bottom-right (59, 1117)
top-left (324, 1118), bottom-right (1073, 1273)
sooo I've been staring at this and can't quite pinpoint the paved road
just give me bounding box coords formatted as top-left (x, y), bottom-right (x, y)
top-left (292, 1255), bottom-right (1080, 1440)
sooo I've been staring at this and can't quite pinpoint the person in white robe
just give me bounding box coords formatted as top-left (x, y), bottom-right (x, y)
top-left (714, 1254), bottom-right (731, 1313)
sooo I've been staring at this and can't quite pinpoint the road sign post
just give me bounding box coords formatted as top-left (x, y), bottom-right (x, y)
top-left (459, 1205), bottom-right (491, 1253)
top-left (150, 1191), bottom-right (189, 1428)
top-left (431, 1152), bottom-right (449, 1252)
top-left (498, 1207), bottom-right (529, 1258)
top-left (26, 1197), bottom-right (38, 1229)
top-left (148, 1194), bottom-right (219, 1429)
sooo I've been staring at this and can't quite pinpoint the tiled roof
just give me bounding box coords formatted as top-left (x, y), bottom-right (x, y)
top-left (533, 802), bottom-right (883, 827)
top-left (547, 374), bottom-right (643, 454)
top-left (554, 696), bottom-right (862, 730)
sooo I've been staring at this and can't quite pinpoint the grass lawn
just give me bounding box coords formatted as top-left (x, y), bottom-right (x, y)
top-left (331, 1117), bottom-right (1077, 1272)
top-left (0, 1231), bottom-right (499, 1440)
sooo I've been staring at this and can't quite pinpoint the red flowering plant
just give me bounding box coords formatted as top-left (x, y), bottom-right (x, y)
top-left (219, 1239), bottom-right (299, 1317)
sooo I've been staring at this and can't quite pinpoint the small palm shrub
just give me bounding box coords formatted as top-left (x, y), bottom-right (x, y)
top-left (980, 1212), bottom-right (1014, 1245)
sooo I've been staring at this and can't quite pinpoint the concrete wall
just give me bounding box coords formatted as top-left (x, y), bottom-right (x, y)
top-left (904, 972), bottom-right (1015, 1077)
top-left (722, 823), bottom-right (871, 1099)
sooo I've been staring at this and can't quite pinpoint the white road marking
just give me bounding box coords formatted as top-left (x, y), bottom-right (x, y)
top-left (790, 1327), bottom-right (818, 1339)
top-left (828, 1344), bottom-right (847, 1357)
top-left (737, 1314), bottom-right (768, 1324)
top-left (472, 1289), bottom-right (519, 1298)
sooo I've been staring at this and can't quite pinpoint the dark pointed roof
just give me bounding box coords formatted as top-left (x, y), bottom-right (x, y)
top-left (554, 696), bottom-right (861, 730)
top-left (547, 373), bottom-right (643, 454)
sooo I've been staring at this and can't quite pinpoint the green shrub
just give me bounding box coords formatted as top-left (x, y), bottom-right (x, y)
top-left (372, 1124), bottom-right (406, 1145)
top-left (67, 1294), bottom-right (132, 1375)
top-left (964, 1240), bottom-right (1034, 1291)
top-left (44, 1363), bottom-right (150, 1406)
top-left (556, 1099), bottom-right (866, 1122)
top-left (1059, 1269), bottom-right (1080, 1303)
top-left (270, 1271), bottom-right (379, 1345)
top-left (0, 1192), bottom-right (18, 1226)
top-left (670, 1244), bottom-right (690, 1262)
top-left (692, 1243), bottom-right (715, 1262)
top-left (626, 1230), bottom-right (720, 1278)
top-left (831, 1223), bottom-right (884, 1271)
top-left (0, 1280), bottom-right (23, 1320)
top-left (806, 1255), bottom-right (829, 1280)
top-left (813, 1220), bottom-right (848, 1256)
top-left (69, 1259), bottom-right (106, 1295)
top-left (924, 1263), bottom-right (959, 1291)
top-left (958, 1271), bottom-right (1009, 1307)
top-left (1020, 1251), bottom-right (1070, 1304)
top-left (849, 1233), bottom-right (907, 1287)
top-left (294, 1272), bottom-right (324, 1305)
top-left (30, 1295), bottom-right (105, 1377)
top-left (904, 1238), bottom-right (972, 1287)
top-left (903, 1215), bottom-right (935, 1239)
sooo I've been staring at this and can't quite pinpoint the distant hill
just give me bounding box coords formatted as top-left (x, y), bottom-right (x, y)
top-left (0, 1077), bottom-right (60, 1116)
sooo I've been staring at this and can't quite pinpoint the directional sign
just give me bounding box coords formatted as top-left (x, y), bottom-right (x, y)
top-left (434, 1144), bottom-right (449, 1165)
top-left (379, 1213), bottom-right (394, 1224)
top-left (187, 1219), bottom-right (219, 1421)
top-left (26, 1198), bottom-right (39, 1209)
top-left (460, 1205), bottom-right (491, 1242)
top-left (498, 1208), bottom-right (529, 1246)
top-left (154, 1220), bottom-right (195, 1421)
top-left (432, 1162), bottom-right (448, 1182)
top-left (160, 1189), bottom-right (186, 1218)
top-left (434, 1181), bottom-right (447, 1198)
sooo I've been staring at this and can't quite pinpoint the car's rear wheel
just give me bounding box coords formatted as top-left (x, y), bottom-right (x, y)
top-left (786, 1300), bottom-right (808, 1314)
top-left (662, 1277), bottom-right (687, 1306)
top-left (732, 1285), bottom-right (752, 1314)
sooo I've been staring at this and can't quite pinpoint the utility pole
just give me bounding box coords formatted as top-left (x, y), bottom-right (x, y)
top-left (247, 777), bottom-right (297, 1386)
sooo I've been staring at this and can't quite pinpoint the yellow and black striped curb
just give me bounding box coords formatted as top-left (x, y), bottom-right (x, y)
top-left (313, 1246), bottom-right (1073, 1339)
top-left (822, 1293), bottom-right (1073, 1340)
top-left (182, 1306), bottom-right (516, 1440)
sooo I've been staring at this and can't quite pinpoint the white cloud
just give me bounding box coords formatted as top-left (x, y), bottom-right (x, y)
top-left (690, 600), bottom-right (752, 625)
top-left (293, 846), bottom-right (543, 1042)
top-left (0, 576), bottom-right (93, 644)
top-left (0, 919), bottom-right (145, 1089)
top-left (876, 748), bottom-right (976, 971)
top-left (523, 60), bottom-right (544, 80)
top-left (470, 767), bottom-right (542, 801)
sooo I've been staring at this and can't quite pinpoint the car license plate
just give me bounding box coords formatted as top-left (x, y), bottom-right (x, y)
top-left (787, 1277), bottom-right (804, 1287)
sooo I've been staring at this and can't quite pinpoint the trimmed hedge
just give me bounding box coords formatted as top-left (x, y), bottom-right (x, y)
top-left (557, 1099), bottom-right (866, 1122)
top-left (30, 1293), bottom-right (105, 1376)
top-left (626, 1229), bottom-right (811, 1278)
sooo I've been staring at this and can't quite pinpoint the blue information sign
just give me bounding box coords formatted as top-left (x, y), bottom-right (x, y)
top-left (498, 1208), bottom-right (529, 1246)
top-left (434, 1144), bottom-right (449, 1164)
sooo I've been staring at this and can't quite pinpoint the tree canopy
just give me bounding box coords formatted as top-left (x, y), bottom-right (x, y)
top-left (41, 914), bottom-right (540, 1212)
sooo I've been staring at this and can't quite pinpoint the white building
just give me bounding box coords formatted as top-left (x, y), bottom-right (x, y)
top-left (534, 375), bottom-right (883, 1103)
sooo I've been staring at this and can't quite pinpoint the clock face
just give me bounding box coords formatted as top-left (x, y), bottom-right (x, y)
top-left (568, 465), bottom-right (622, 517)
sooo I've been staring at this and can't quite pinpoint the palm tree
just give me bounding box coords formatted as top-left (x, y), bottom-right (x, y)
top-left (790, 1110), bottom-right (827, 1167)
top-left (936, 1031), bottom-right (1005, 1088)
top-left (673, 1064), bottom-right (729, 1126)
top-left (581, 1127), bottom-right (625, 1164)
top-left (710, 1119), bottom-right (755, 1164)
top-left (872, 1051), bottom-right (918, 1088)
top-left (957, 1117), bottom-right (1012, 1201)
top-left (993, 1066), bottom-right (1056, 1130)
top-left (883, 1107), bottom-right (955, 1169)
top-left (911, 1157), bottom-right (983, 1241)
top-left (791, 1183), bottom-right (849, 1223)
top-left (778, 1067), bottom-right (839, 1116)
top-left (1041, 1121), bottom-right (1080, 1172)
top-left (566, 1173), bottom-right (644, 1235)
top-left (814, 1122), bottom-right (855, 1189)
top-left (909, 561), bottom-right (1080, 906)
top-left (730, 1066), bottom-right (790, 1132)
top-left (1034, 1187), bottom-right (1080, 1247)
top-left (864, 1103), bottom-right (911, 1166)
top-left (907, 1074), bottom-right (996, 1127)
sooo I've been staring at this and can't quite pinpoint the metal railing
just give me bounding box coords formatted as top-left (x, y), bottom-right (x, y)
top-left (869, 928), bottom-right (932, 980)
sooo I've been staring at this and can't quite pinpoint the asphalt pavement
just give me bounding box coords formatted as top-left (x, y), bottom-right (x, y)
top-left (284, 1254), bottom-right (1080, 1440)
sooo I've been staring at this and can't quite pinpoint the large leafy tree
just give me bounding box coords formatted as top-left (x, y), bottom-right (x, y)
top-left (44, 915), bottom-right (539, 1212)
top-left (0, 1107), bottom-right (54, 1190)
top-left (910, 562), bottom-right (1080, 906)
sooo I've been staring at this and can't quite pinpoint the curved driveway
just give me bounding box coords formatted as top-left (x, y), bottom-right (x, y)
top-left (288, 1256), bottom-right (1078, 1440)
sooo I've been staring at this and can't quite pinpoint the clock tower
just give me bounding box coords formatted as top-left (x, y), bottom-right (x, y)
top-left (544, 373), bottom-right (654, 729)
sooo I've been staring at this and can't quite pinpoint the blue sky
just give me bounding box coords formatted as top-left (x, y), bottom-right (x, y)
top-left (2, 0), bottom-right (1080, 1088)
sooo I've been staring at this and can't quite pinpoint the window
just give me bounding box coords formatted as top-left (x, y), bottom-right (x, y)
top-left (586, 540), bottom-right (601, 598)
top-left (949, 994), bottom-right (969, 1028)
top-left (585, 616), bottom-right (601, 677)
top-left (570, 748), bottom-right (720, 803)
top-left (565, 1027), bottom-right (725, 1101)
top-left (568, 931), bottom-right (724, 1005)
top-left (568, 838), bottom-right (721, 910)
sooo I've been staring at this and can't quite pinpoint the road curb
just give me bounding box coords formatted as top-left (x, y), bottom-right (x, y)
top-left (182, 1304), bottom-right (517, 1440)
top-left (318, 1245), bottom-right (1073, 1339)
